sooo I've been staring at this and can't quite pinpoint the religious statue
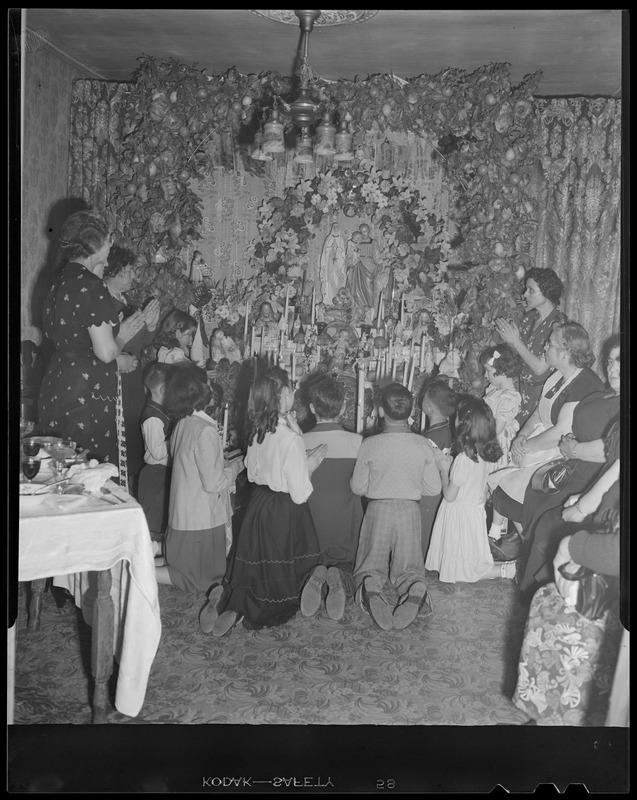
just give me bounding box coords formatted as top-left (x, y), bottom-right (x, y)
top-left (345, 224), bottom-right (384, 315)
top-left (209, 329), bottom-right (241, 365)
top-left (328, 328), bottom-right (352, 372)
top-left (319, 222), bottom-right (347, 307)
top-left (253, 300), bottom-right (280, 337)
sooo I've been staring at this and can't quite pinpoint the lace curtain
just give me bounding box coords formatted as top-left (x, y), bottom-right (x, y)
top-left (532, 97), bottom-right (621, 364)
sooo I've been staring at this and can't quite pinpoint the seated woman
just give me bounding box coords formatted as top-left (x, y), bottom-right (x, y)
top-left (489, 321), bottom-right (605, 539)
top-left (516, 335), bottom-right (620, 594)
top-left (512, 459), bottom-right (622, 726)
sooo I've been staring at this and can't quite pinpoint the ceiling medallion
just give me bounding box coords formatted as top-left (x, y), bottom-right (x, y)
top-left (249, 10), bottom-right (378, 26)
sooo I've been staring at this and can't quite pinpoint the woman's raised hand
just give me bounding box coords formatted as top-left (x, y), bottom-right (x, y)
top-left (306, 443), bottom-right (328, 474)
top-left (118, 309), bottom-right (146, 344)
top-left (494, 318), bottom-right (520, 347)
top-left (141, 298), bottom-right (161, 332)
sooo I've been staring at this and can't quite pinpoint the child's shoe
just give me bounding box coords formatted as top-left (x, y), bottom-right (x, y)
top-left (499, 560), bottom-right (518, 579)
top-left (211, 610), bottom-right (243, 637)
top-left (300, 565), bottom-right (327, 617)
top-left (325, 567), bottom-right (346, 621)
top-left (199, 585), bottom-right (224, 634)
top-left (362, 578), bottom-right (393, 631)
top-left (393, 581), bottom-right (429, 630)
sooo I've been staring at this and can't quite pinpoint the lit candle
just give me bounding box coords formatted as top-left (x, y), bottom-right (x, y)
top-left (279, 329), bottom-right (284, 359)
top-left (222, 403), bottom-right (229, 451)
top-left (408, 357), bottom-right (416, 392)
top-left (356, 365), bottom-right (365, 434)
top-left (376, 293), bottom-right (383, 328)
top-left (291, 353), bottom-right (296, 385)
top-left (409, 336), bottom-right (415, 360)
top-left (243, 300), bottom-right (250, 337)
top-left (284, 284), bottom-right (289, 326)
top-left (310, 286), bottom-right (316, 327)
top-left (391, 358), bottom-right (397, 380)
top-left (375, 355), bottom-right (381, 384)
top-left (250, 326), bottom-right (256, 357)
top-left (420, 406), bottom-right (427, 432)
top-left (420, 333), bottom-right (425, 371)
top-left (259, 331), bottom-right (264, 357)
top-left (400, 295), bottom-right (404, 324)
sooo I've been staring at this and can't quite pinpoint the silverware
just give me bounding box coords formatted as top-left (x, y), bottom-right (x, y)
top-left (98, 492), bottom-right (119, 505)
top-left (33, 477), bottom-right (72, 495)
top-left (100, 487), bottom-right (123, 504)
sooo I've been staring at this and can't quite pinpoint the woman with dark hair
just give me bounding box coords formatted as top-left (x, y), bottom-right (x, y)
top-left (489, 321), bottom-right (606, 540)
top-left (103, 245), bottom-right (161, 489)
top-left (155, 365), bottom-right (244, 593)
top-left (495, 267), bottom-right (567, 424)
top-left (38, 210), bottom-right (149, 473)
top-left (515, 335), bottom-right (621, 594)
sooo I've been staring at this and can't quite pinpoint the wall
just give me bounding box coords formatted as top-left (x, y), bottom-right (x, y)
top-left (21, 44), bottom-right (88, 344)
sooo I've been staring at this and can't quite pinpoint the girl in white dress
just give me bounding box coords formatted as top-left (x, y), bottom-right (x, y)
top-left (479, 344), bottom-right (523, 473)
top-left (425, 396), bottom-right (517, 582)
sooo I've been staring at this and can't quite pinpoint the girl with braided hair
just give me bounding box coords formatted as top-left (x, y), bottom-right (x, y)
top-left (199, 366), bottom-right (327, 636)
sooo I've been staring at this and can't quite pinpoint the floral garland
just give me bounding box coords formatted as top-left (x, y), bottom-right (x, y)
top-left (108, 56), bottom-right (535, 382)
top-left (250, 166), bottom-right (456, 339)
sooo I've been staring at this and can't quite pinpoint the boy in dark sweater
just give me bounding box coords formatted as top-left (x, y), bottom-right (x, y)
top-left (137, 362), bottom-right (175, 555)
top-left (300, 376), bottom-right (363, 621)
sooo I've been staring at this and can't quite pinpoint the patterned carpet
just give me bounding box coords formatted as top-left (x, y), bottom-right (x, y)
top-left (13, 571), bottom-right (533, 726)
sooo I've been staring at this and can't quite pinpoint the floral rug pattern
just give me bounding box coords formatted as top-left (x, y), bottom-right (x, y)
top-left (14, 573), bottom-right (532, 726)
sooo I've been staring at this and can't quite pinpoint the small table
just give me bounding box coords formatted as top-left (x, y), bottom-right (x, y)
top-left (18, 487), bottom-right (161, 722)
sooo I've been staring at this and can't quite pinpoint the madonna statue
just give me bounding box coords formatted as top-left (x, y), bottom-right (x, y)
top-left (345, 224), bottom-right (384, 314)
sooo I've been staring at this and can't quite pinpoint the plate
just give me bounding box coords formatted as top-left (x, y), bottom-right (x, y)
top-left (23, 435), bottom-right (62, 448)
top-left (19, 482), bottom-right (49, 495)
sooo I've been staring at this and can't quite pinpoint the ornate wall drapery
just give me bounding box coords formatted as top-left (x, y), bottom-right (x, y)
top-left (532, 97), bottom-right (621, 364)
top-left (67, 80), bottom-right (132, 225)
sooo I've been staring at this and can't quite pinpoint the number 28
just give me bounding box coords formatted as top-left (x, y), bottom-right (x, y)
top-left (377, 779), bottom-right (395, 789)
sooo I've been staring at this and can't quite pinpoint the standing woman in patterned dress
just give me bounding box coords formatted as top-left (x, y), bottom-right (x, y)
top-left (38, 210), bottom-right (148, 475)
top-left (494, 268), bottom-right (567, 425)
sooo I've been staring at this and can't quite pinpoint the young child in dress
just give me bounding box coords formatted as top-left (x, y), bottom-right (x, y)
top-left (418, 378), bottom-right (459, 561)
top-left (479, 344), bottom-right (524, 544)
top-left (155, 309), bottom-right (198, 364)
top-left (301, 376), bottom-right (363, 621)
top-left (155, 365), bottom-right (245, 595)
top-left (425, 395), bottom-right (517, 582)
top-left (480, 344), bottom-right (523, 471)
top-left (351, 383), bottom-right (442, 631)
top-left (199, 366), bottom-right (328, 637)
top-left (137, 362), bottom-right (176, 555)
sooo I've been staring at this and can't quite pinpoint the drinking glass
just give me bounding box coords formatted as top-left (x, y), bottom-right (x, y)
top-left (46, 440), bottom-right (77, 480)
top-left (22, 457), bottom-right (41, 482)
top-left (23, 440), bottom-right (41, 458)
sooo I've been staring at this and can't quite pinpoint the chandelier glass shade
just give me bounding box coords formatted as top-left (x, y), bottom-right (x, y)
top-left (249, 9), bottom-right (355, 163)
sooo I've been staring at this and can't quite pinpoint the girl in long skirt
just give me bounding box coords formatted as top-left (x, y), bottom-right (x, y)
top-left (200, 367), bottom-right (327, 636)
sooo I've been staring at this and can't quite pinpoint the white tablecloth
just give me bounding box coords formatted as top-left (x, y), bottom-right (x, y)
top-left (19, 487), bottom-right (161, 718)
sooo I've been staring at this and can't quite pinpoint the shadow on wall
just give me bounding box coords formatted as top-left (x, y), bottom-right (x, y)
top-left (29, 197), bottom-right (89, 366)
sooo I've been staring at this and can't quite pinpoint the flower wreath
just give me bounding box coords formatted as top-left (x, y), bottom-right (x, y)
top-left (248, 165), bottom-right (460, 346)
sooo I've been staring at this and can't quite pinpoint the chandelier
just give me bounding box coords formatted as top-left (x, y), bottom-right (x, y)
top-left (249, 10), bottom-right (378, 163)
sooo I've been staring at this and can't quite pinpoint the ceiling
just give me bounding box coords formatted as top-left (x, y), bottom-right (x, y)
top-left (23, 9), bottom-right (624, 97)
